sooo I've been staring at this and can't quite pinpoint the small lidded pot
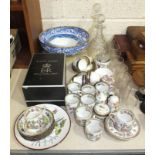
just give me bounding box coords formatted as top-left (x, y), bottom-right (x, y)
top-left (93, 103), bottom-right (110, 119)
top-left (85, 117), bottom-right (103, 141)
top-left (75, 104), bottom-right (92, 126)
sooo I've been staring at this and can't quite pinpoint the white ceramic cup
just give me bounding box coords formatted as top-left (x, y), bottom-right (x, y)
top-left (85, 118), bottom-right (103, 141)
top-left (109, 109), bottom-right (135, 132)
top-left (75, 105), bottom-right (92, 126)
top-left (81, 94), bottom-right (96, 108)
top-left (81, 84), bottom-right (96, 95)
top-left (67, 82), bottom-right (81, 94)
top-left (107, 95), bottom-right (119, 112)
top-left (95, 82), bottom-right (109, 103)
top-left (65, 93), bottom-right (80, 114)
top-left (95, 82), bottom-right (110, 95)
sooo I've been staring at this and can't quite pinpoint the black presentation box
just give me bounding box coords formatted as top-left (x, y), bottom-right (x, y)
top-left (22, 53), bottom-right (66, 106)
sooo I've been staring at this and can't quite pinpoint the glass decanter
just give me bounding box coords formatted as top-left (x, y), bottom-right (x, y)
top-left (87, 4), bottom-right (110, 65)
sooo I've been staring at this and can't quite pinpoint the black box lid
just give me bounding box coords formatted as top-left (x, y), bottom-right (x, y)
top-left (23, 53), bottom-right (65, 86)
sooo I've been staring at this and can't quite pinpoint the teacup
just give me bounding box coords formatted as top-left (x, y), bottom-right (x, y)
top-left (81, 94), bottom-right (96, 108)
top-left (72, 72), bottom-right (88, 85)
top-left (75, 105), bottom-right (92, 126)
top-left (85, 118), bottom-right (103, 141)
top-left (67, 82), bottom-right (81, 94)
top-left (81, 84), bottom-right (96, 95)
top-left (95, 81), bottom-right (110, 95)
top-left (109, 109), bottom-right (135, 132)
top-left (95, 82), bottom-right (109, 103)
top-left (107, 95), bottom-right (119, 112)
top-left (65, 93), bottom-right (80, 114)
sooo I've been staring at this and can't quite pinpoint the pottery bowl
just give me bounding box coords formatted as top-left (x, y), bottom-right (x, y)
top-left (39, 26), bottom-right (89, 56)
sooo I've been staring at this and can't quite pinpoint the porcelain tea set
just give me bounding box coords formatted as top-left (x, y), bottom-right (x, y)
top-left (65, 55), bottom-right (140, 141)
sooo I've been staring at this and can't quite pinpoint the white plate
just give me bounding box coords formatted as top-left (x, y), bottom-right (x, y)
top-left (14, 104), bottom-right (71, 150)
top-left (105, 116), bottom-right (140, 141)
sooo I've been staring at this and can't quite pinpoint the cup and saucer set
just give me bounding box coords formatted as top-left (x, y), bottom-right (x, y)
top-left (65, 56), bottom-right (140, 141)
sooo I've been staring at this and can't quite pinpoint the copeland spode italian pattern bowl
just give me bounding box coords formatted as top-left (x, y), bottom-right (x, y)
top-left (17, 106), bottom-right (55, 141)
top-left (39, 26), bottom-right (89, 56)
top-left (14, 104), bottom-right (71, 150)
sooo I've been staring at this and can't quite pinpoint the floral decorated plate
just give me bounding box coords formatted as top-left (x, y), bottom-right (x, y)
top-left (14, 104), bottom-right (71, 150)
top-left (104, 116), bottom-right (140, 140)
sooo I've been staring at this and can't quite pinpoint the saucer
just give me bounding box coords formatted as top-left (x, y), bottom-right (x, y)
top-left (14, 104), bottom-right (71, 150)
top-left (105, 116), bottom-right (140, 140)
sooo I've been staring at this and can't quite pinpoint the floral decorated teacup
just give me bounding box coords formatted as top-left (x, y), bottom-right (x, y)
top-left (75, 105), bottom-right (92, 126)
top-left (107, 95), bottom-right (119, 112)
top-left (65, 93), bottom-right (80, 114)
top-left (81, 84), bottom-right (96, 95)
top-left (67, 82), bottom-right (81, 94)
top-left (80, 94), bottom-right (96, 109)
top-left (109, 109), bottom-right (135, 132)
top-left (85, 117), bottom-right (103, 141)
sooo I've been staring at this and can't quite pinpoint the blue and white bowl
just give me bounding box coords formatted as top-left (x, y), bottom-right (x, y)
top-left (39, 26), bottom-right (89, 56)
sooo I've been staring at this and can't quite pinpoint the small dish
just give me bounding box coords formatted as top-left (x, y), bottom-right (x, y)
top-left (105, 116), bottom-right (140, 141)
